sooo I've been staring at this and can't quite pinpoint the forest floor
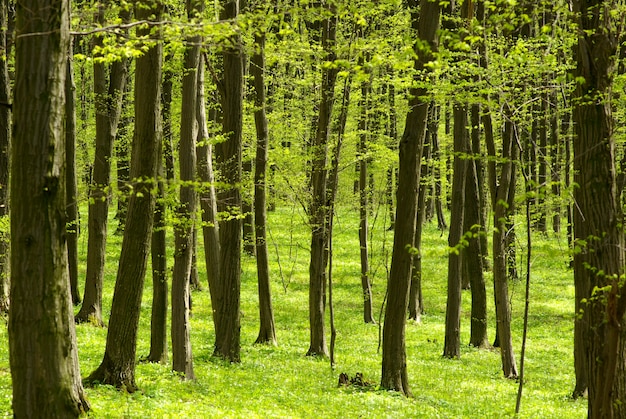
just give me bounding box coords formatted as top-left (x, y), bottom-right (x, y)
top-left (0, 205), bottom-right (586, 418)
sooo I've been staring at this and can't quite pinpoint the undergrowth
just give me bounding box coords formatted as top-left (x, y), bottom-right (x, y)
top-left (0, 205), bottom-right (585, 418)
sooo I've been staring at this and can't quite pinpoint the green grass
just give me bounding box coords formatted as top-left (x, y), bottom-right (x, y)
top-left (0, 205), bottom-right (586, 418)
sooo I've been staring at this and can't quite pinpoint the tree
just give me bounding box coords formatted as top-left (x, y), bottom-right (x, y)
top-left (84, 0), bottom-right (163, 391)
top-left (443, 101), bottom-right (468, 359)
top-left (9, 0), bottom-right (90, 415)
top-left (76, 3), bottom-right (130, 325)
top-left (0, 0), bottom-right (11, 313)
top-left (381, 0), bottom-right (441, 396)
top-left (171, 0), bottom-right (204, 380)
top-left (250, 5), bottom-right (277, 345)
top-left (572, 0), bottom-right (626, 416)
top-left (306, 0), bottom-right (338, 358)
top-left (213, 0), bottom-right (244, 362)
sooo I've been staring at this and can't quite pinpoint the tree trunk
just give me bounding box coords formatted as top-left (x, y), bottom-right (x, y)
top-left (251, 30), bottom-right (277, 345)
top-left (65, 43), bottom-right (80, 306)
top-left (409, 103), bottom-right (435, 322)
top-left (172, 0), bottom-right (202, 379)
top-left (493, 110), bottom-right (519, 379)
top-left (357, 57), bottom-right (375, 324)
top-left (147, 155), bottom-right (168, 364)
top-left (0, 0), bottom-right (11, 314)
top-left (197, 58), bottom-right (221, 327)
top-left (572, 1), bottom-right (626, 416)
top-left (9, 0), bottom-right (90, 414)
top-left (213, 0), bottom-right (243, 362)
top-left (466, 106), bottom-right (489, 349)
top-left (84, 0), bottom-right (163, 391)
top-left (381, 0), bottom-right (441, 396)
top-left (306, 3), bottom-right (337, 357)
top-left (76, 3), bottom-right (130, 325)
top-left (443, 103), bottom-right (468, 359)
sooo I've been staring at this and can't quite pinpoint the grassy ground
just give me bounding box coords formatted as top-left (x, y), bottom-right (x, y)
top-left (0, 204), bottom-right (585, 418)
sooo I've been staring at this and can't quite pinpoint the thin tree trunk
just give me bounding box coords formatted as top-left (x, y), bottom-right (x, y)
top-left (381, 0), bottom-right (441, 396)
top-left (493, 110), bottom-right (519, 379)
top-left (197, 58), bottom-right (221, 326)
top-left (171, 0), bottom-right (202, 380)
top-left (443, 103), bottom-right (468, 359)
top-left (66, 42), bottom-right (80, 306)
top-left (147, 154), bottom-right (168, 364)
top-left (10, 0), bottom-right (90, 414)
top-left (306, 3), bottom-right (337, 357)
top-left (357, 57), bottom-right (375, 324)
top-left (251, 29), bottom-right (277, 345)
top-left (84, 0), bottom-right (163, 391)
top-left (0, 0), bottom-right (9, 314)
top-left (76, 4), bottom-right (130, 325)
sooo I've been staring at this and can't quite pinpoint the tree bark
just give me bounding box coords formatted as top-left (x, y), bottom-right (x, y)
top-left (10, 0), bottom-right (90, 414)
top-left (381, 0), bottom-right (441, 396)
top-left (443, 103), bottom-right (468, 359)
top-left (84, 0), bottom-right (163, 391)
top-left (213, 0), bottom-right (243, 362)
top-left (147, 155), bottom-right (168, 364)
top-left (251, 29), bottom-right (277, 345)
top-left (171, 0), bottom-right (202, 379)
top-left (76, 3), bottom-right (130, 325)
top-left (306, 2), bottom-right (337, 357)
top-left (65, 42), bottom-right (80, 306)
top-left (357, 56), bottom-right (375, 324)
top-left (493, 109), bottom-right (519, 379)
top-left (0, 0), bottom-right (11, 314)
top-left (572, 1), bottom-right (626, 416)
top-left (197, 58), bottom-right (221, 328)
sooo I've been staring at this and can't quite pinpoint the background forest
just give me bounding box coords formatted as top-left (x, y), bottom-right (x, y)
top-left (0, 0), bottom-right (625, 417)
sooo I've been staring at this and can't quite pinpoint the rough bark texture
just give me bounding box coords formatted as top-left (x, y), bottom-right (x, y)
top-left (251, 30), bottom-right (277, 345)
top-left (0, 0), bottom-right (11, 313)
top-left (10, 0), bottom-right (90, 415)
top-left (213, 0), bottom-right (243, 362)
top-left (84, 0), bottom-right (162, 391)
top-left (381, 0), bottom-right (440, 396)
top-left (443, 104), bottom-right (468, 359)
top-left (572, 1), bottom-right (626, 416)
top-left (76, 4), bottom-right (129, 325)
top-left (172, 0), bottom-right (202, 379)
top-left (306, 3), bottom-right (337, 357)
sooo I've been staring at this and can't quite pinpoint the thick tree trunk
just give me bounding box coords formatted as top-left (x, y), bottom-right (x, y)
top-left (381, 0), bottom-right (440, 396)
top-left (443, 104), bottom-right (468, 359)
top-left (306, 4), bottom-right (337, 357)
top-left (84, 0), bottom-right (163, 391)
top-left (76, 4), bottom-right (129, 325)
top-left (213, 0), bottom-right (243, 362)
top-left (9, 0), bottom-right (90, 415)
top-left (172, 0), bottom-right (202, 378)
top-left (251, 31), bottom-right (277, 345)
top-left (0, 0), bottom-right (11, 314)
top-left (572, 1), bottom-right (626, 416)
